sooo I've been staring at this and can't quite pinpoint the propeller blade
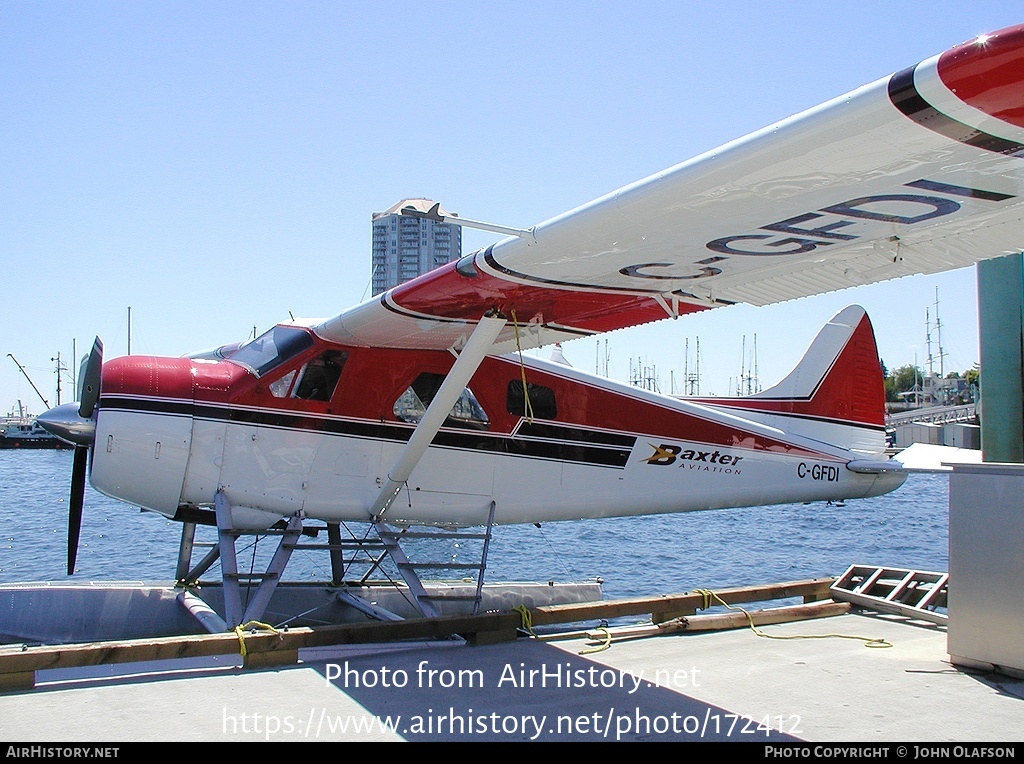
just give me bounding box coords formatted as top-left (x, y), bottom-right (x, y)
top-left (78, 337), bottom-right (103, 419)
top-left (68, 445), bottom-right (88, 575)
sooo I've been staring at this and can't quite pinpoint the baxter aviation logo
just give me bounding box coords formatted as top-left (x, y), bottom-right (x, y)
top-left (642, 443), bottom-right (744, 474)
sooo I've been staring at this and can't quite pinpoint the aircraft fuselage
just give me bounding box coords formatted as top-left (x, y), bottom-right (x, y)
top-left (87, 325), bottom-right (904, 529)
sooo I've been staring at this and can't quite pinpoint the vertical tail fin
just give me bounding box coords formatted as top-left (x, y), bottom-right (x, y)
top-left (692, 306), bottom-right (888, 454)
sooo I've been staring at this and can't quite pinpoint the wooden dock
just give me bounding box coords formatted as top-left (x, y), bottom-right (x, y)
top-left (0, 577), bottom-right (836, 691)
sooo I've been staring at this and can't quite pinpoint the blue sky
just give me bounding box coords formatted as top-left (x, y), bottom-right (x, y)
top-left (2, 2), bottom-right (1020, 413)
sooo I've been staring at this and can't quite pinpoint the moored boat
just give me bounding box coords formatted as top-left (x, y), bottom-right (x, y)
top-left (0, 417), bottom-right (73, 449)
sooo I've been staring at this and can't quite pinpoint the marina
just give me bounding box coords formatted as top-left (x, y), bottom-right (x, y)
top-left (3, 355), bottom-right (73, 449)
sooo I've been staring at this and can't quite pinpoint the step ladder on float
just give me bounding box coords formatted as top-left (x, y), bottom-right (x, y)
top-left (175, 491), bottom-right (498, 628)
top-left (365, 505), bottom-right (496, 620)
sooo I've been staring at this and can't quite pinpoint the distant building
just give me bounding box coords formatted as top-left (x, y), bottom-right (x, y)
top-left (371, 198), bottom-right (462, 296)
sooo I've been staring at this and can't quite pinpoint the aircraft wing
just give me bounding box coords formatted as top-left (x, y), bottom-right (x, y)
top-left (317, 24), bottom-right (1024, 354)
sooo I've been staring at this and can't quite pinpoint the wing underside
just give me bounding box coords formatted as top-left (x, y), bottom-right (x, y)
top-left (317, 25), bottom-right (1024, 354)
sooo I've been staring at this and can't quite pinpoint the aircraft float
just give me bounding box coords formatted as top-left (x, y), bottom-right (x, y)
top-left (38, 24), bottom-right (1024, 626)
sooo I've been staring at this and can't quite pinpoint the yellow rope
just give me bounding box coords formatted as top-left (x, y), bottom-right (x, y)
top-left (514, 605), bottom-right (536, 636)
top-left (234, 620), bottom-right (282, 658)
top-left (690, 589), bottom-right (892, 648)
top-left (580, 626), bottom-right (612, 654)
top-left (510, 309), bottom-right (534, 423)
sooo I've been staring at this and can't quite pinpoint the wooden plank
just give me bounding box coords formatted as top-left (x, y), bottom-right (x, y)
top-left (0, 611), bottom-right (521, 676)
top-left (243, 649), bottom-right (299, 669)
top-left (657, 600), bottom-right (850, 633)
top-left (584, 601), bottom-right (851, 641)
top-left (0, 671), bottom-right (35, 692)
top-left (528, 578), bottom-right (835, 626)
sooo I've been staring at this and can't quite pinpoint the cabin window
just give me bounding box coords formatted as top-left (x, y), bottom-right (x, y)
top-left (292, 350), bottom-right (348, 401)
top-left (268, 370), bottom-right (297, 398)
top-left (455, 254), bottom-right (478, 278)
top-left (267, 350), bottom-right (348, 401)
top-left (506, 379), bottom-right (557, 420)
top-left (394, 372), bottom-right (490, 430)
top-left (228, 326), bottom-right (314, 378)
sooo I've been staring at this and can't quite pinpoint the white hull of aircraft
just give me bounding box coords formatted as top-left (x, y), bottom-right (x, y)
top-left (86, 306), bottom-right (902, 529)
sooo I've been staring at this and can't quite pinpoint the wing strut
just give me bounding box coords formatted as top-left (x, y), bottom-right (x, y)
top-left (400, 202), bottom-right (535, 240)
top-left (368, 313), bottom-right (507, 521)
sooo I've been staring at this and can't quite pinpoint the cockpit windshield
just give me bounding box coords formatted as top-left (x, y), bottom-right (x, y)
top-left (226, 325), bottom-right (315, 377)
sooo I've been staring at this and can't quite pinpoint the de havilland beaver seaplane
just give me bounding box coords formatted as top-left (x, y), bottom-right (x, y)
top-left (37, 24), bottom-right (1024, 627)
